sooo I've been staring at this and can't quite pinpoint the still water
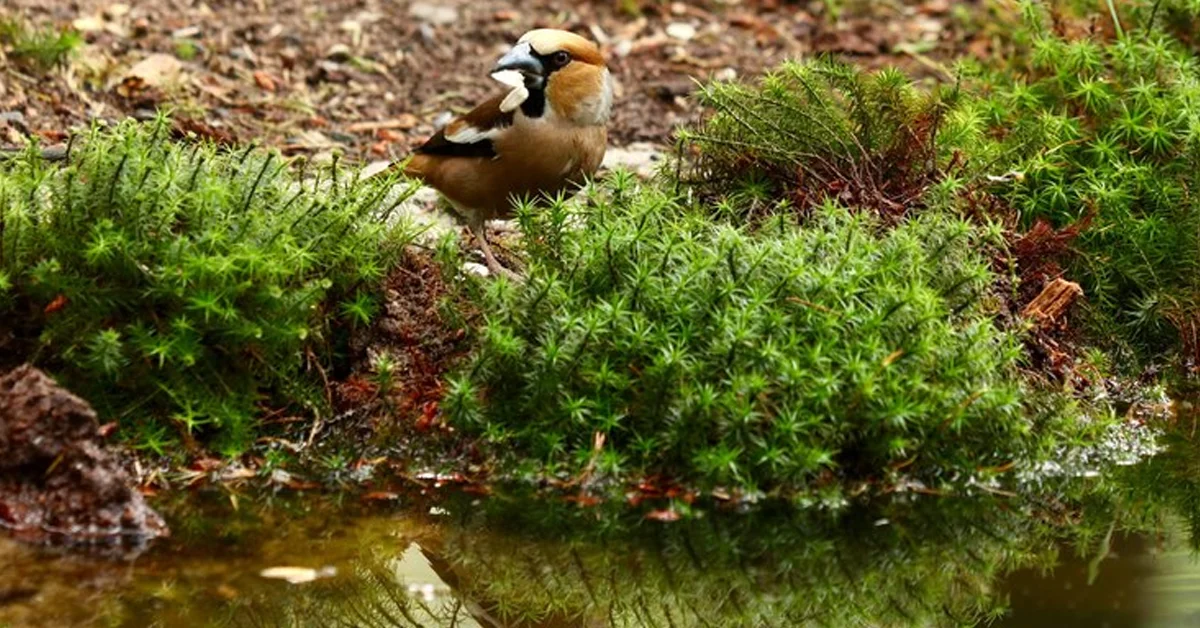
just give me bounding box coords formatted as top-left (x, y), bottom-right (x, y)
top-left (5, 429), bottom-right (1200, 627)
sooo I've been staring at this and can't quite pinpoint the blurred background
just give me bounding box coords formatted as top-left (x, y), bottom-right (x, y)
top-left (0, 0), bottom-right (983, 163)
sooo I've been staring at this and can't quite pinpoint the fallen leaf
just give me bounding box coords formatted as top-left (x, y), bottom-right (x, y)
top-left (646, 509), bottom-right (681, 522)
top-left (461, 483), bottom-right (492, 496)
top-left (36, 130), bottom-right (69, 143)
top-left (362, 491), bottom-right (400, 501)
top-left (376, 128), bottom-right (403, 142)
top-left (44, 294), bottom-right (68, 315)
top-left (124, 53), bottom-right (184, 89)
top-left (219, 467), bottom-right (257, 481)
top-left (346, 117), bottom-right (418, 133)
top-left (882, 349), bottom-right (905, 367)
top-left (565, 493), bottom-right (602, 507)
top-left (361, 160), bottom-right (392, 179)
top-left (919, 0), bottom-right (952, 15)
top-left (72, 16), bottom-right (107, 33)
top-left (190, 457), bottom-right (223, 472)
top-left (253, 71), bottom-right (277, 92)
top-left (173, 118), bottom-right (236, 145)
top-left (351, 456), bottom-right (387, 469)
top-left (414, 400), bottom-right (439, 431)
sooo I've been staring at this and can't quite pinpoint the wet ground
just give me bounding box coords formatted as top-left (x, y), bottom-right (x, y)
top-left (3, 420), bottom-right (1200, 628)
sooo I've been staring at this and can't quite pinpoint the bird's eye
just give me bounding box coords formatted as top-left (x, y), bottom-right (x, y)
top-left (552, 51), bottom-right (571, 67)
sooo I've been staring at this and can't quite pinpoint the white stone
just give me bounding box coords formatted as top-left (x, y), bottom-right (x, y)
top-left (665, 22), bottom-right (697, 41)
top-left (408, 2), bottom-right (459, 25)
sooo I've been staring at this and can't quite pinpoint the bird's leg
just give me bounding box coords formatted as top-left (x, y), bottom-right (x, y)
top-left (468, 220), bottom-right (519, 280)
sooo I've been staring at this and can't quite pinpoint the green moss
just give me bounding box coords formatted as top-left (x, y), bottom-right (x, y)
top-left (0, 116), bottom-right (419, 455)
top-left (942, 1), bottom-right (1200, 367)
top-left (683, 1), bottom-right (1200, 373)
top-left (682, 58), bottom-right (950, 218)
top-left (0, 16), bottom-right (81, 73)
top-left (442, 173), bottom-right (1085, 497)
top-left (174, 40), bottom-right (199, 61)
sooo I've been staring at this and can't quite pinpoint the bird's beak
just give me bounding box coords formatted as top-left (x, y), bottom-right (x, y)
top-left (492, 42), bottom-right (545, 89)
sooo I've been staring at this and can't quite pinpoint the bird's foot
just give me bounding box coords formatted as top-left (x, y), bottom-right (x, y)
top-left (485, 257), bottom-right (523, 282)
top-left (474, 227), bottom-right (523, 282)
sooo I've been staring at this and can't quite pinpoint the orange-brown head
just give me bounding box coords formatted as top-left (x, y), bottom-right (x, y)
top-left (492, 29), bottom-right (612, 126)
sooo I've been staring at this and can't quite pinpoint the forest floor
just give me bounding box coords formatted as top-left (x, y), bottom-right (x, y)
top-left (2, 0), bottom-right (991, 161)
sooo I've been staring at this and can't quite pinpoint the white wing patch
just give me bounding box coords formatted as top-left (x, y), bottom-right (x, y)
top-left (444, 124), bottom-right (499, 144)
top-left (491, 70), bottom-right (530, 113)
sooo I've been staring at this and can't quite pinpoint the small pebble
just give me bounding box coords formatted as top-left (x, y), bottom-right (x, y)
top-left (665, 22), bottom-right (697, 41)
top-left (409, 2), bottom-right (459, 25)
top-left (418, 23), bottom-right (437, 45)
top-left (103, 3), bottom-right (131, 19)
top-left (0, 111), bottom-right (26, 126)
top-left (463, 262), bottom-right (490, 277)
top-left (171, 26), bottom-right (202, 39)
top-left (325, 43), bottom-right (352, 62)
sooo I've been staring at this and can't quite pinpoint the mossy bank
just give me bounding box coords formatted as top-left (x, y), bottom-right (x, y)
top-left (2, 0), bottom-right (1195, 503)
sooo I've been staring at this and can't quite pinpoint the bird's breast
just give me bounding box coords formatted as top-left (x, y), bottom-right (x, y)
top-left (410, 118), bottom-right (607, 223)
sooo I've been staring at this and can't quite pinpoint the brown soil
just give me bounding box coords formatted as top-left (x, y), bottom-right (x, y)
top-left (0, 365), bottom-right (168, 545)
top-left (342, 251), bottom-right (473, 427)
top-left (1, 0), bottom-right (981, 160)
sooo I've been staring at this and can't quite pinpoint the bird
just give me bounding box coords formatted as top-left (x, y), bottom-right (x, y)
top-left (403, 29), bottom-right (614, 278)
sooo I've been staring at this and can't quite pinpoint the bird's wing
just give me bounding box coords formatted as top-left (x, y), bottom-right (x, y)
top-left (413, 94), bottom-right (515, 159)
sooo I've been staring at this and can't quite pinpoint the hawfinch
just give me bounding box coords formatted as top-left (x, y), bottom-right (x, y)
top-left (403, 29), bottom-right (614, 277)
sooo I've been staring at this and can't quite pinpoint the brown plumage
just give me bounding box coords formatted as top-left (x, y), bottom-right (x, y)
top-left (403, 29), bottom-right (613, 277)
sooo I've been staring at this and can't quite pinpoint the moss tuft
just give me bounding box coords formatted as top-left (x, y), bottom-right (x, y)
top-left (443, 176), bottom-right (1081, 497)
top-left (0, 116), bottom-right (419, 455)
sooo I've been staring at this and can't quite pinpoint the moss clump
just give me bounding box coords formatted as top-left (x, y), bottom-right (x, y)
top-left (686, 1), bottom-right (1200, 373)
top-left (442, 173), bottom-right (1080, 497)
top-left (683, 59), bottom-right (949, 218)
top-left (941, 3), bottom-right (1200, 366)
top-left (0, 117), bottom-right (418, 455)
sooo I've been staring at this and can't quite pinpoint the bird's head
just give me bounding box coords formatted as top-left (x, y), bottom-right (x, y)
top-left (491, 29), bottom-right (613, 126)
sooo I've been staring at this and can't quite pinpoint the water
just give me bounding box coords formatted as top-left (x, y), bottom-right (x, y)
top-left (1002, 532), bottom-right (1200, 627)
top-left (5, 429), bottom-right (1200, 627)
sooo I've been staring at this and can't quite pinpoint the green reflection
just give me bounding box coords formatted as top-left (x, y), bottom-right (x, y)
top-left (11, 422), bottom-right (1200, 627)
top-left (113, 492), bottom-right (1062, 628)
top-left (419, 493), bottom-right (1061, 627)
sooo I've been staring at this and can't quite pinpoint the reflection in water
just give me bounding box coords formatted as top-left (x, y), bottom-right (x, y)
top-left (999, 421), bottom-right (1200, 628)
top-left (418, 495), bottom-right (1058, 627)
top-left (1001, 532), bottom-right (1160, 628)
top-left (68, 493), bottom-right (1064, 627)
top-left (5, 424), bottom-right (1200, 626)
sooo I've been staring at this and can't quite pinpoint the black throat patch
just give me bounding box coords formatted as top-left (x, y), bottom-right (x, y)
top-left (518, 50), bottom-right (569, 119)
top-left (519, 88), bottom-right (546, 118)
